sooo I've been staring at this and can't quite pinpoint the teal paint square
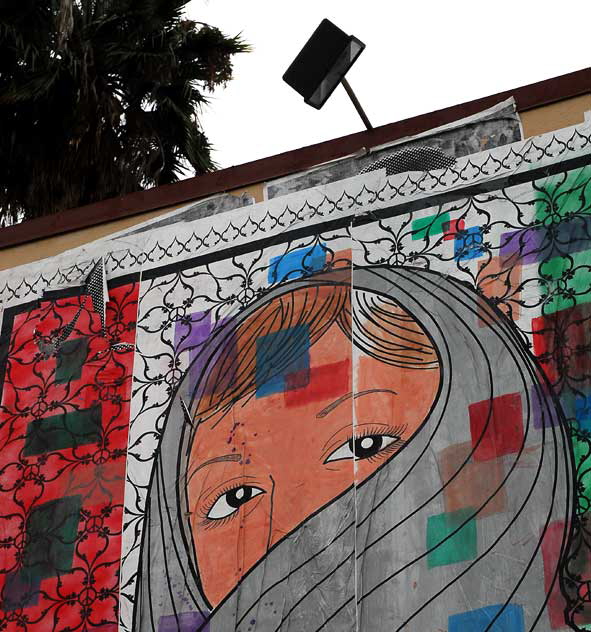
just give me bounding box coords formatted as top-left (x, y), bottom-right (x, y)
top-left (426, 508), bottom-right (477, 568)
top-left (23, 495), bottom-right (82, 578)
top-left (3, 495), bottom-right (82, 610)
top-left (24, 405), bottom-right (102, 455)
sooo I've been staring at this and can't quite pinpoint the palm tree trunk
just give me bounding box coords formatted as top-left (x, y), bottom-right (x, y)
top-left (57, 0), bottom-right (74, 49)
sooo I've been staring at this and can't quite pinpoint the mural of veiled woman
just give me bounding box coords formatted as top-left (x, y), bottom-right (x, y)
top-left (133, 265), bottom-right (574, 632)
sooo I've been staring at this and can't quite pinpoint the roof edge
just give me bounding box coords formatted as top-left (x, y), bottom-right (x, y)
top-left (1, 66), bottom-right (589, 249)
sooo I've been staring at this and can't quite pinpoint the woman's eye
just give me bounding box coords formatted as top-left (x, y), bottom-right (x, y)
top-left (325, 434), bottom-right (400, 463)
top-left (207, 485), bottom-right (265, 520)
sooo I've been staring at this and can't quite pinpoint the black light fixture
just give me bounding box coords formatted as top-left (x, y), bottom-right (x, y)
top-left (283, 18), bottom-right (372, 130)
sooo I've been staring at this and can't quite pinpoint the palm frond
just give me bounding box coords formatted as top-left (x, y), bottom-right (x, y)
top-left (0, 0), bottom-right (249, 223)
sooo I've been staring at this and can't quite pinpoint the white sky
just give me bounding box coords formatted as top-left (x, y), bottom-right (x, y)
top-left (187, 0), bottom-right (589, 170)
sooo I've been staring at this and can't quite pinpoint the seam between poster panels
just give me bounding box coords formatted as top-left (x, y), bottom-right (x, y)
top-left (351, 230), bottom-right (359, 632)
top-left (117, 263), bottom-right (144, 632)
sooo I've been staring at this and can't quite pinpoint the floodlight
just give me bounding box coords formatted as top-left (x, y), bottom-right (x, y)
top-left (283, 18), bottom-right (372, 129)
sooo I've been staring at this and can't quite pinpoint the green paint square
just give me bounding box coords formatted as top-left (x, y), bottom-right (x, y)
top-left (411, 212), bottom-right (450, 241)
top-left (55, 337), bottom-right (89, 383)
top-left (23, 496), bottom-right (81, 579)
top-left (2, 496), bottom-right (82, 610)
top-left (24, 405), bottom-right (102, 455)
top-left (572, 434), bottom-right (591, 514)
top-left (535, 166), bottom-right (591, 225)
top-left (426, 508), bottom-right (477, 568)
top-left (539, 251), bottom-right (591, 315)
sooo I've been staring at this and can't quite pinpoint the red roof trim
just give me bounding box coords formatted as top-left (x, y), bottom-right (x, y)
top-left (1, 67), bottom-right (589, 249)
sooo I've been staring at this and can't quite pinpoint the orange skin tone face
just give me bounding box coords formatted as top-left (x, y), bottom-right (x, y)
top-left (187, 323), bottom-right (440, 608)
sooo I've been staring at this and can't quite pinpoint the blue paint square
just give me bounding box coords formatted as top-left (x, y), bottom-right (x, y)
top-left (256, 325), bottom-right (310, 397)
top-left (268, 243), bottom-right (327, 283)
top-left (256, 372), bottom-right (285, 398)
top-left (448, 604), bottom-right (525, 632)
top-left (576, 394), bottom-right (591, 432)
top-left (454, 226), bottom-right (485, 261)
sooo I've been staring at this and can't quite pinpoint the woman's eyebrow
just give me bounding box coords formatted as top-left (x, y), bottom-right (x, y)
top-left (186, 454), bottom-right (243, 485)
top-left (316, 388), bottom-right (398, 419)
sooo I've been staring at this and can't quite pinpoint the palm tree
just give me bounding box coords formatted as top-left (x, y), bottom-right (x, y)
top-left (0, 0), bottom-right (249, 225)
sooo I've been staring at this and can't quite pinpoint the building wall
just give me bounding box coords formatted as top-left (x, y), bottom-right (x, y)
top-left (521, 93), bottom-right (591, 137)
top-left (0, 94), bottom-right (590, 632)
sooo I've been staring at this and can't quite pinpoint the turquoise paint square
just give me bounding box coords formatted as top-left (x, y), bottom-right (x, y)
top-left (426, 508), bottom-right (477, 568)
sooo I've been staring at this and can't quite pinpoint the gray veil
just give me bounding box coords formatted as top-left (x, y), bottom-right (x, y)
top-left (133, 265), bottom-right (573, 631)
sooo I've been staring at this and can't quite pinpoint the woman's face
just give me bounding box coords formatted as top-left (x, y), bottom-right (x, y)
top-left (187, 318), bottom-right (440, 608)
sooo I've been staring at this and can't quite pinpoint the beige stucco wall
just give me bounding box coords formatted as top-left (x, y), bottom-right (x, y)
top-left (0, 182), bottom-right (266, 272)
top-left (0, 207), bottom-right (170, 271)
top-left (521, 93), bottom-right (591, 138)
top-left (1, 97), bottom-right (588, 273)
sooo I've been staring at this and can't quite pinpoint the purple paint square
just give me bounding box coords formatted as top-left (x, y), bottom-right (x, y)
top-left (499, 228), bottom-right (545, 265)
top-left (174, 311), bottom-right (212, 395)
top-left (202, 331), bottom-right (238, 396)
top-left (531, 384), bottom-right (557, 429)
top-left (158, 611), bottom-right (209, 632)
top-left (175, 311), bottom-right (239, 402)
top-left (174, 311), bottom-right (211, 357)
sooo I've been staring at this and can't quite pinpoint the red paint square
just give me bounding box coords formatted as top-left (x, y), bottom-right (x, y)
top-left (532, 304), bottom-right (591, 386)
top-left (284, 359), bottom-right (350, 408)
top-left (443, 218), bottom-right (465, 240)
top-left (541, 521), bottom-right (571, 629)
top-left (285, 368), bottom-right (310, 390)
top-left (469, 393), bottom-right (524, 461)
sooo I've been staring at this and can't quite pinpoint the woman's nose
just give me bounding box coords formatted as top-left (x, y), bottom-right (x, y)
top-left (265, 473), bottom-right (347, 551)
top-left (265, 480), bottom-right (312, 550)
